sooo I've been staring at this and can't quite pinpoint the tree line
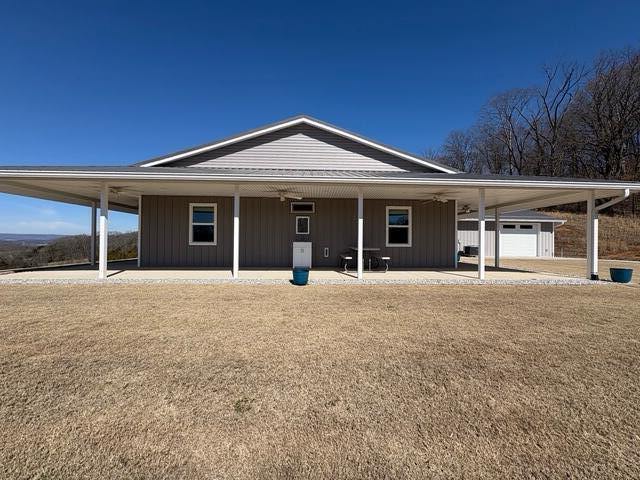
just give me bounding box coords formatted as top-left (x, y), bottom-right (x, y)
top-left (433, 47), bottom-right (640, 212)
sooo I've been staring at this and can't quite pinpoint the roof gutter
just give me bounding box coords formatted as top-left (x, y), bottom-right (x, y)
top-left (595, 188), bottom-right (631, 212)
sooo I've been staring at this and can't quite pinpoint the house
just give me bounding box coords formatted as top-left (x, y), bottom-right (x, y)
top-left (458, 210), bottom-right (566, 258)
top-left (0, 115), bottom-right (638, 281)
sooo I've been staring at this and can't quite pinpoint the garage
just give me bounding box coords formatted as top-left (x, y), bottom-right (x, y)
top-left (457, 210), bottom-right (566, 258)
top-left (499, 223), bottom-right (538, 257)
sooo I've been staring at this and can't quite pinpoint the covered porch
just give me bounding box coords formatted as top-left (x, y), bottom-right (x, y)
top-left (0, 166), bottom-right (636, 282)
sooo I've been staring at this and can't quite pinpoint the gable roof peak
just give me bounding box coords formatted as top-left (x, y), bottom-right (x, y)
top-left (134, 115), bottom-right (459, 173)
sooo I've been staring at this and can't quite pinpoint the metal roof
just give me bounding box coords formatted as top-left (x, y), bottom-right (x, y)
top-left (0, 165), bottom-right (636, 185)
top-left (1, 165), bottom-right (637, 217)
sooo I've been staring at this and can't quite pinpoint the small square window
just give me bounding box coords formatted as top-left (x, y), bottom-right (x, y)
top-left (291, 202), bottom-right (315, 213)
top-left (296, 216), bottom-right (310, 235)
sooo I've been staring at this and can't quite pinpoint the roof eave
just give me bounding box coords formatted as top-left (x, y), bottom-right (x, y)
top-left (1, 169), bottom-right (639, 191)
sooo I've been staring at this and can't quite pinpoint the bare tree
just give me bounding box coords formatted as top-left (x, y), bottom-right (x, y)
top-left (480, 88), bottom-right (533, 175)
top-left (517, 63), bottom-right (587, 176)
top-left (439, 130), bottom-right (480, 172)
top-left (430, 45), bottom-right (640, 214)
top-left (569, 49), bottom-right (640, 180)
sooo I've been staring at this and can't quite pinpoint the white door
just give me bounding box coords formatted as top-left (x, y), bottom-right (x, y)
top-left (499, 224), bottom-right (538, 257)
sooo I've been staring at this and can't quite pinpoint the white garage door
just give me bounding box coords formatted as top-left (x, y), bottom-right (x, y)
top-left (500, 224), bottom-right (538, 257)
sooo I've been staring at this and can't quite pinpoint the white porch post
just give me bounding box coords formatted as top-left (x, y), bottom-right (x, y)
top-left (478, 188), bottom-right (486, 280)
top-left (357, 189), bottom-right (364, 280)
top-left (454, 200), bottom-right (459, 269)
top-left (90, 202), bottom-right (97, 266)
top-left (494, 207), bottom-right (500, 269)
top-left (233, 185), bottom-right (240, 279)
top-left (137, 196), bottom-right (142, 268)
top-left (587, 190), bottom-right (599, 280)
top-left (98, 184), bottom-right (109, 280)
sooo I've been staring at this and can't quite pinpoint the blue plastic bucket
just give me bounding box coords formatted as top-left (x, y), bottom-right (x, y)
top-left (610, 268), bottom-right (633, 283)
top-left (292, 267), bottom-right (310, 285)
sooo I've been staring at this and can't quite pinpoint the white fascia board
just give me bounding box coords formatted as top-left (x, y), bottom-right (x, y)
top-left (1, 170), bottom-right (639, 191)
top-left (300, 119), bottom-right (458, 174)
top-left (139, 118), bottom-right (306, 167)
top-left (138, 117), bottom-right (458, 174)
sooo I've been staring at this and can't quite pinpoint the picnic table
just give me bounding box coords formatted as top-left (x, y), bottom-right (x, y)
top-left (349, 247), bottom-right (381, 271)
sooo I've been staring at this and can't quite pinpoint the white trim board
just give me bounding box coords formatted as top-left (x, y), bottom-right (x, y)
top-left (386, 206), bottom-right (412, 247)
top-left (188, 203), bottom-right (217, 246)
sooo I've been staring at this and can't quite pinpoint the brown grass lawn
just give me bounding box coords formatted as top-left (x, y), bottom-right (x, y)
top-left (1, 284), bottom-right (639, 479)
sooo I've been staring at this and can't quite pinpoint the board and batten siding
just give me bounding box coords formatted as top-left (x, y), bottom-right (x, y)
top-left (140, 196), bottom-right (233, 267)
top-left (141, 196), bottom-right (456, 268)
top-left (165, 124), bottom-right (436, 172)
top-left (457, 221), bottom-right (555, 257)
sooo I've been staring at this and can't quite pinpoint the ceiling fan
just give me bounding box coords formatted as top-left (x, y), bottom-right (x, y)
top-left (264, 186), bottom-right (303, 201)
top-left (418, 190), bottom-right (459, 204)
top-left (276, 190), bottom-right (303, 202)
top-left (109, 185), bottom-right (148, 197)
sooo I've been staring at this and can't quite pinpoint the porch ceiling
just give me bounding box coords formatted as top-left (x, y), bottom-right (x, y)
top-left (0, 171), bottom-right (637, 214)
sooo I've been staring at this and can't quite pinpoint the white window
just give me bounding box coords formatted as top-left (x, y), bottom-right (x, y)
top-left (189, 203), bottom-right (217, 245)
top-left (386, 206), bottom-right (412, 247)
top-left (291, 202), bottom-right (315, 213)
top-left (296, 216), bottom-right (310, 234)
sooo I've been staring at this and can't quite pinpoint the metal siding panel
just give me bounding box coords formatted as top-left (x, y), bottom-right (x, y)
top-left (140, 196), bottom-right (149, 266)
top-left (539, 228), bottom-right (554, 257)
top-left (144, 196), bottom-right (232, 267)
top-left (143, 196), bottom-right (454, 268)
top-left (150, 196), bottom-right (158, 266)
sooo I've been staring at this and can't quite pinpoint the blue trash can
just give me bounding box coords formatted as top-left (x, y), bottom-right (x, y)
top-left (610, 268), bottom-right (633, 283)
top-left (292, 267), bottom-right (310, 285)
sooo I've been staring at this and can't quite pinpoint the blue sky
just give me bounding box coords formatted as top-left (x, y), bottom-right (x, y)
top-left (1, 0), bottom-right (639, 234)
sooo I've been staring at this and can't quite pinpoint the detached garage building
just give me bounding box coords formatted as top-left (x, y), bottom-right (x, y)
top-left (458, 210), bottom-right (566, 258)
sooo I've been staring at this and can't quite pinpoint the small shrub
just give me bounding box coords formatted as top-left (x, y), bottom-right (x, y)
top-left (233, 397), bottom-right (253, 414)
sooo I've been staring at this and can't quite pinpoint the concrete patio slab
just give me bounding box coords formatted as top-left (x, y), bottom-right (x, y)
top-left (0, 259), bottom-right (599, 285)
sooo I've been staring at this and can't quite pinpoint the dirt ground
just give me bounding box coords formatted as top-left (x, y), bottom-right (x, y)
top-left (1, 284), bottom-right (639, 479)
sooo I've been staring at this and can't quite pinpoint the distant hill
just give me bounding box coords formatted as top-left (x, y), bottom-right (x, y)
top-left (0, 233), bottom-right (65, 246)
top-left (0, 232), bottom-right (137, 270)
top-left (549, 212), bottom-right (640, 260)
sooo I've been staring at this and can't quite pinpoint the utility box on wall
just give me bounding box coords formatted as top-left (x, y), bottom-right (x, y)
top-left (292, 242), bottom-right (312, 268)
